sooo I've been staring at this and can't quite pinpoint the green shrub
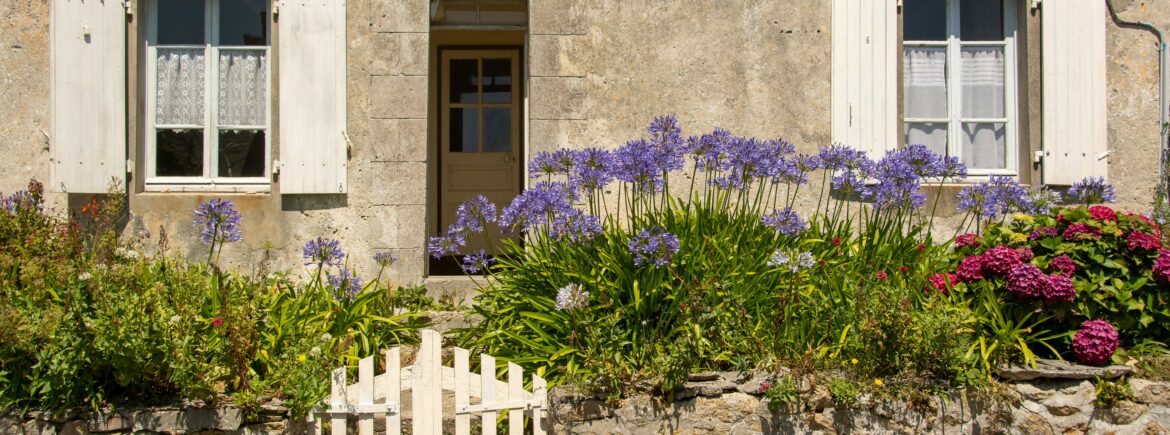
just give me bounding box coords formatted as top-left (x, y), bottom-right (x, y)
top-left (828, 377), bottom-right (860, 409)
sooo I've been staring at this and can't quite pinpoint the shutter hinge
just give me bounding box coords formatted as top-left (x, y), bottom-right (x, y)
top-left (272, 160), bottom-right (281, 175)
top-left (1031, 0), bottom-right (1040, 11)
top-left (1097, 150), bottom-right (1112, 161)
top-left (126, 160), bottom-right (134, 174)
top-left (1033, 151), bottom-right (1044, 164)
top-left (124, 1), bottom-right (133, 17)
top-left (272, 0), bottom-right (279, 17)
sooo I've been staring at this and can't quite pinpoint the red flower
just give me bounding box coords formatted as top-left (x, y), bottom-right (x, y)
top-left (1088, 205), bottom-right (1117, 222)
top-left (915, 243), bottom-right (926, 252)
top-left (1063, 223), bottom-right (1102, 241)
top-left (1015, 246), bottom-right (1035, 262)
top-left (831, 237), bottom-right (842, 246)
top-left (956, 255), bottom-right (985, 283)
top-left (926, 273), bottom-right (956, 295)
top-left (1072, 320), bottom-right (1119, 365)
top-left (1044, 274), bottom-right (1076, 302)
top-left (1048, 255), bottom-right (1077, 277)
top-left (875, 271), bottom-right (889, 281)
top-left (954, 234), bottom-right (982, 248)
top-left (1127, 231), bottom-right (1161, 251)
top-left (1154, 249), bottom-right (1170, 284)
top-left (898, 266), bottom-right (909, 273)
top-left (982, 246), bottom-right (1022, 276)
top-left (212, 317), bottom-right (224, 328)
top-left (759, 382), bottom-right (772, 392)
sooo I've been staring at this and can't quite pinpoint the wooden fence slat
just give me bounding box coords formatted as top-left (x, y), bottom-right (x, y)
top-left (508, 363), bottom-right (523, 435)
top-left (481, 354), bottom-right (497, 434)
top-left (386, 347), bottom-right (401, 435)
top-left (331, 367), bottom-right (347, 435)
top-left (414, 330), bottom-right (442, 435)
top-left (532, 374), bottom-right (548, 435)
top-left (454, 347), bottom-right (470, 435)
top-left (358, 356), bottom-right (374, 435)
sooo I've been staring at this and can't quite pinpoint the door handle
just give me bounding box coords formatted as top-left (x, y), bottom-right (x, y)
top-left (503, 154), bottom-right (512, 163)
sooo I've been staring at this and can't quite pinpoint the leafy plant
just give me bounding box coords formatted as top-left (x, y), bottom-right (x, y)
top-left (1094, 377), bottom-right (1133, 408)
top-left (761, 377), bottom-right (800, 412)
top-left (828, 377), bottom-right (860, 409)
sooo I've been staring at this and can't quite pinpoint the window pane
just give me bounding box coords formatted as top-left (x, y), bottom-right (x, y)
top-left (903, 0), bottom-right (946, 41)
top-left (962, 122), bottom-right (1007, 169)
top-left (449, 59), bottom-right (479, 103)
top-left (483, 108), bottom-right (511, 152)
top-left (156, 48), bottom-right (207, 126)
top-left (961, 46), bottom-right (1005, 118)
top-left (449, 108), bottom-right (479, 152)
top-left (156, 0), bottom-right (205, 44)
top-left (960, 0), bottom-right (1004, 41)
top-left (218, 130), bottom-right (265, 177)
top-left (156, 129), bottom-right (204, 176)
top-left (218, 49), bottom-right (268, 126)
top-left (905, 123), bottom-right (948, 157)
top-left (219, 0), bottom-right (269, 46)
top-left (903, 47), bottom-right (948, 119)
top-left (482, 58), bottom-right (512, 104)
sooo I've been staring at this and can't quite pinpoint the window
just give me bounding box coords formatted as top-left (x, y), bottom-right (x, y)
top-left (903, 0), bottom-right (1018, 175)
top-left (146, 0), bottom-right (271, 188)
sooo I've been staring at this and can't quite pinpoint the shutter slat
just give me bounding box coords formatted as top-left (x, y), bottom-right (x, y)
top-left (832, 0), bottom-right (896, 157)
top-left (278, 0), bottom-right (348, 194)
top-left (50, 0), bottom-right (126, 193)
top-left (1042, 0), bottom-right (1107, 185)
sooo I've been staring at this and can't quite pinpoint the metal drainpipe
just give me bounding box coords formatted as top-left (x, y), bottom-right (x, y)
top-left (1104, 0), bottom-right (1169, 201)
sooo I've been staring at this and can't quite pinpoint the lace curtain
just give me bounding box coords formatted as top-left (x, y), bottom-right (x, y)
top-left (218, 49), bottom-right (268, 127)
top-left (903, 47), bottom-right (948, 157)
top-left (156, 48), bottom-right (206, 126)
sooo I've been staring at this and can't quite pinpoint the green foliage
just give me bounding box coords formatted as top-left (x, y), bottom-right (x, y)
top-left (827, 377), bottom-right (860, 409)
top-left (762, 377), bottom-right (799, 412)
top-left (1094, 377), bottom-right (1133, 408)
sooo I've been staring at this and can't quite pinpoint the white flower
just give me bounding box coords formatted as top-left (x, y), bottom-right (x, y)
top-left (78, 272), bottom-right (93, 282)
top-left (321, 333), bottom-right (333, 342)
top-left (309, 346), bottom-right (322, 357)
top-left (170, 315), bottom-right (181, 324)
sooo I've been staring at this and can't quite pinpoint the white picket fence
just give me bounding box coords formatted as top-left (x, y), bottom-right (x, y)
top-left (307, 330), bottom-right (549, 435)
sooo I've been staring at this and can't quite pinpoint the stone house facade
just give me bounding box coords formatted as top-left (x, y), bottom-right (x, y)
top-left (0, 0), bottom-right (1167, 288)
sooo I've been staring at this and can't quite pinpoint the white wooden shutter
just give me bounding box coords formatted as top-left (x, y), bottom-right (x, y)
top-left (831, 0), bottom-right (897, 158)
top-left (278, 0), bottom-right (348, 194)
top-left (50, 0), bottom-right (126, 193)
top-left (1041, 0), bottom-right (1107, 185)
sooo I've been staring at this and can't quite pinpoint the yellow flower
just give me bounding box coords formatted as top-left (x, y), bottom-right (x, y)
top-left (874, 379), bottom-right (883, 386)
top-left (1010, 233), bottom-right (1028, 243)
top-left (1012, 213), bottom-right (1034, 223)
top-left (851, 358), bottom-right (859, 365)
top-left (297, 354), bottom-right (307, 363)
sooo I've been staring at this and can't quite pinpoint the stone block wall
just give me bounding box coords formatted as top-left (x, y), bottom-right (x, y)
top-left (549, 372), bottom-right (1170, 434)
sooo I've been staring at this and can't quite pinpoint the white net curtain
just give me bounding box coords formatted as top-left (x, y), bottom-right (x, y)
top-left (217, 49), bottom-right (268, 127)
top-left (155, 48), bottom-right (206, 126)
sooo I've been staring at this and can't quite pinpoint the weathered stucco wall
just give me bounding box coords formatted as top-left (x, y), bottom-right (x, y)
top-left (0, 0), bottom-right (50, 195)
top-left (0, 0), bottom-right (1167, 284)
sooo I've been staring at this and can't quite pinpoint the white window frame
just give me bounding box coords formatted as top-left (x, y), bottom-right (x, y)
top-left (903, 0), bottom-right (1019, 178)
top-left (144, 0), bottom-right (272, 192)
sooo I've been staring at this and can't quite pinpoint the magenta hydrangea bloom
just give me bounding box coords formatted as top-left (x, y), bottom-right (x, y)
top-left (1048, 255), bottom-right (1077, 277)
top-left (1016, 246), bottom-right (1035, 262)
top-left (1072, 320), bottom-right (1119, 365)
top-left (927, 273), bottom-right (956, 295)
top-left (1063, 223), bottom-right (1102, 241)
top-left (982, 246), bottom-right (1022, 276)
top-left (1006, 263), bottom-right (1048, 298)
top-left (1127, 231), bottom-right (1161, 251)
top-left (956, 255), bottom-right (985, 283)
top-left (954, 233), bottom-right (982, 248)
top-left (1088, 205), bottom-right (1118, 222)
top-left (1044, 274), bottom-right (1076, 302)
top-left (1029, 227), bottom-right (1059, 240)
top-left (1154, 249), bottom-right (1170, 284)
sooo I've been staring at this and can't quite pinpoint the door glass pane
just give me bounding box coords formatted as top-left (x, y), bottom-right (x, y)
top-left (903, 0), bottom-right (947, 41)
top-left (449, 59), bottom-right (479, 103)
top-left (218, 130), bottom-right (265, 177)
top-left (903, 47), bottom-right (948, 119)
top-left (156, 0), bottom-right (206, 45)
top-left (450, 108), bottom-right (479, 152)
top-left (960, 46), bottom-right (1005, 118)
top-left (482, 58), bottom-right (512, 104)
top-left (960, 0), bottom-right (1004, 41)
top-left (483, 108), bottom-right (511, 152)
top-left (218, 49), bottom-right (268, 126)
top-left (156, 129), bottom-right (204, 176)
top-left (905, 123), bottom-right (948, 157)
top-left (219, 0), bottom-right (269, 46)
top-left (962, 122), bottom-right (1007, 169)
top-left (156, 48), bottom-right (207, 126)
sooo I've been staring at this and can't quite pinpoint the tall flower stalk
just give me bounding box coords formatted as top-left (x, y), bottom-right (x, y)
top-left (192, 199), bottom-right (243, 268)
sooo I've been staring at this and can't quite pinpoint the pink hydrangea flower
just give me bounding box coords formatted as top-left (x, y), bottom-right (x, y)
top-left (982, 246), bottom-right (1022, 276)
top-left (1088, 205), bottom-right (1118, 222)
top-left (1006, 263), bottom-right (1048, 298)
top-left (1015, 246), bottom-right (1035, 262)
top-left (1029, 227), bottom-right (1059, 240)
top-left (1063, 223), bottom-right (1102, 241)
top-left (1044, 274), bottom-right (1076, 302)
top-left (956, 255), bottom-right (985, 283)
top-left (1154, 249), bottom-right (1170, 284)
top-left (1072, 320), bottom-right (1119, 366)
top-left (954, 233), bottom-right (982, 248)
top-left (927, 273), bottom-right (957, 295)
top-left (1127, 231), bottom-right (1161, 251)
top-left (1048, 255), bottom-right (1077, 277)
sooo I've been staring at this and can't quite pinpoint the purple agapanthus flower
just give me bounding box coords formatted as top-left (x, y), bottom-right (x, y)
top-left (461, 249), bottom-right (497, 274)
top-left (956, 176), bottom-right (1031, 218)
top-left (498, 181), bottom-right (577, 234)
top-left (628, 227), bottom-right (681, 267)
top-left (646, 115), bottom-right (687, 173)
top-left (549, 209), bottom-right (603, 243)
top-left (555, 283), bottom-right (590, 310)
top-left (612, 139), bottom-right (669, 192)
top-left (690, 128), bottom-right (733, 170)
top-left (428, 232), bottom-right (466, 258)
top-left (1067, 176), bottom-right (1116, 204)
top-left (374, 251), bottom-right (397, 268)
top-left (818, 144), bottom-right (870, 171)
top-left (529, 149), bottom-right (576, 179)
top-left (762, 207), bottom-right (807, 236)
top-left (303, 236), bottom-right (345, 267)
top-left (455, 195), bottom-right (498, 234)
top-left (328, 268), bottom-right (362, 302)
top-left (192, 199), bottom-right (243, 245)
